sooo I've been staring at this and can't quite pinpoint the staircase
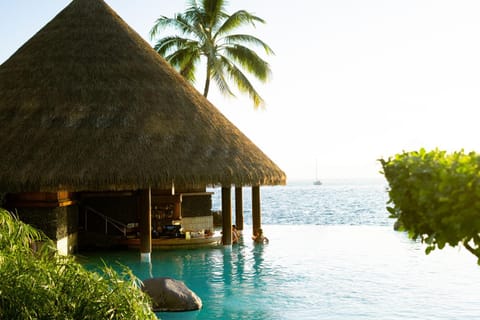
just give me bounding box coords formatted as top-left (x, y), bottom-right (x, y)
top-left (78, 206), bottom-right (128, 249)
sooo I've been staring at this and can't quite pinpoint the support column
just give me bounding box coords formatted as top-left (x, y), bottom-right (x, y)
top-left (252, 185), bottom-right (261, 236)
top-left (138, 188), bottom-right (152, 263)
top-left (173, 201), bottom-right (181, 221)
top-left (221, 186), bottom-right (232, 245)
top-left (235, 186), bottom-right (244, 231)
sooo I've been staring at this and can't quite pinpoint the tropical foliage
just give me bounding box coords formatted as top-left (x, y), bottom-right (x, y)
top-left (150, 0), bottom-right (274, 109)
top-left (380, 149), bottom-right (480, 264)
top-left (0, 209), bottom-right (156, 319)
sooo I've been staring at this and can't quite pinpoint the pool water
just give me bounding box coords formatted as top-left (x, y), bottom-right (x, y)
top-left (81, 224), bottom-right (480, 320)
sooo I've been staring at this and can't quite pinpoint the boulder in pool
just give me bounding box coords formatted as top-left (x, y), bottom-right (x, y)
top-left (141, 277), bottom-right (202, 312)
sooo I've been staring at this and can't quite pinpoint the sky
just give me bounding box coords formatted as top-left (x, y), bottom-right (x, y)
top-left (1, 0), bottom-right (480, 182)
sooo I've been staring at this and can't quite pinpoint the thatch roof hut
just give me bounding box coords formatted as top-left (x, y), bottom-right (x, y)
top-left (0, 0), bottom-right (285, 193)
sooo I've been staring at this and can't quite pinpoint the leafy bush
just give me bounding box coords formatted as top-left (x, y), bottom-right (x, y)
top-left (0, 209), bottom-right (157, 319)
top-left (380, 149), bottom-right (480, 263)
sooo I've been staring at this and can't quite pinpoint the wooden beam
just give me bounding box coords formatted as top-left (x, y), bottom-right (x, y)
top-left (180, 192), bottom-right (214, 197)
top-left (151, 194), bottom-right (182, 203)
top-left (6, 191), bottom-right (75, 208)
top-left (235, 187), bottom-right (244, 231)
top-left (221, 187), bottom-right (232, 245)
top-left (252, 185), bottom-right (261, 235)
top-left (138, 188), bottom-right (152, 263)
top-left (79, 191), bottom-right (134, 198)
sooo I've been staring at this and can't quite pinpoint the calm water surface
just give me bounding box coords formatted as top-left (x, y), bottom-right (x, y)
top-left (82, 180), bottom-right (480, 319)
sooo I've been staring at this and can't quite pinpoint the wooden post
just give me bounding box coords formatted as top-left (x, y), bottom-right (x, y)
top-left (138, 188), bottom-right (152, 263)
top-left (235, 186), bottom-right (244, 231)
top-left (222, 186), bottom-right (232, 245)
top-left (252, 185), bottom-right (261, 236)
top-left (173, 201), bottom-right (181, 220)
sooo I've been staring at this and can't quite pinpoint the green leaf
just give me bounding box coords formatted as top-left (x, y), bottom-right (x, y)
top-left (425, 246), bottom-right (435, 255)
top-left (386, 206), bottom-right (395, 214)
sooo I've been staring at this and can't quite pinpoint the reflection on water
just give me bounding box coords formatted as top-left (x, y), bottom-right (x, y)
top-left (81, 225), bottom-right (480, 320)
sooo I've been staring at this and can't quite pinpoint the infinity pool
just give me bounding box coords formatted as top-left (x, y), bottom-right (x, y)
top-left (81, 225), bottom-right (480, 320)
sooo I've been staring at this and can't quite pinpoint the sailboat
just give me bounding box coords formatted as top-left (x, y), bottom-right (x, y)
top-left (313, 160), bottom-right (322, 186)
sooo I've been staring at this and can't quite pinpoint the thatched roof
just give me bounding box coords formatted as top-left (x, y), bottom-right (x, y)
top-left (0, 0), bottom-right (286, 192)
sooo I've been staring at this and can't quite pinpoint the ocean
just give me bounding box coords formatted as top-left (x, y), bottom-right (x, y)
top-left (210, 179), bottom-right (391, 226)
top-left (83, 179), bottom-right (480, 319)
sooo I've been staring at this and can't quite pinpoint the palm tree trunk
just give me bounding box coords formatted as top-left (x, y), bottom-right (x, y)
top-left (203, 63), bottom-right (210, 98)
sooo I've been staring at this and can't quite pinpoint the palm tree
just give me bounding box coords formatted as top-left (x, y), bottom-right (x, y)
top-left (150, 0), bottom-right (274, 109)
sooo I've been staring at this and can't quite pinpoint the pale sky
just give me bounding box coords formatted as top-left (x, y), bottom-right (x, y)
top-left (1, 1), bottom-right (480, 182)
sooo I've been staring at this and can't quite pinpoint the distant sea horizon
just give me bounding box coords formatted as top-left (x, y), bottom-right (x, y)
top-left (209, 177), bottom-right (391, 227)
top-left (285, 176), bottom-right (387, 186)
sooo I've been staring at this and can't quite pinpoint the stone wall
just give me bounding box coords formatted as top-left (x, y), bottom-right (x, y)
top-left (15, 205), bottom-right (79, 254)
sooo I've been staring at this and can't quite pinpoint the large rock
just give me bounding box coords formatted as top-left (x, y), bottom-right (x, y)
top-left (141, 277), bottom-right (202, 312)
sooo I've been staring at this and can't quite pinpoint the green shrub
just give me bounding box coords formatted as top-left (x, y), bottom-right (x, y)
top-left (380, 149), bottom-right (480, 263)
top-left (0, 209), bottom-right (157, 319)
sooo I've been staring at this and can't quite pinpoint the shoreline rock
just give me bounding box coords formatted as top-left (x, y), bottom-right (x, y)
top-left (141, 277), bottom-right (202, 312)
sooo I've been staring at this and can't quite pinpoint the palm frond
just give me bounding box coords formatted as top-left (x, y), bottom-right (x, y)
top-left (201, 0), bottom-right (228, 30)
top-left (176, 13), bottom-right (203, 37)
top-left (183, 6), bottom-right (204, 33)
top-left (150, 14), bottom-right (201, 40)
top-left (153, 36), bottom-right (196, 57)
top-left (216, 10), bottom-right (265, 37)
top-left (224, 45), bottom-right (271, 82)
top-left (166, 46), bottom-right (201, 82)
top-left (222, 34), bottom-right (275, 55)
top-left (209, 57), bottom-right (234, 97)
top-left (179, 56), bottom-right (199, 82)
top-left (220, 56), bottom-right (264, 109)
top-left (150, 15), bottom-right (185, 39)
top-left (149, 15), bottom-right (170, 39)
top-left (185, 0), bottom-right (200, 13)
